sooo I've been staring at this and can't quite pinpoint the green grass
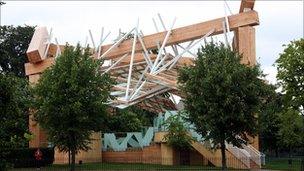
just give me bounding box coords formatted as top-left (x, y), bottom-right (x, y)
top-left (263, 157), bottom-right (303, 171)
top-left (10, 162), bottom-right (246, 171)
top-left (10, 158), bottom-right (304, 171)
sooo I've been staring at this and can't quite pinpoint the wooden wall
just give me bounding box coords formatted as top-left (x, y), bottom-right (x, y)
top-left (54, 132), bottom-right (102, 164)
top-left (102, 144), bottom-right (162, 164)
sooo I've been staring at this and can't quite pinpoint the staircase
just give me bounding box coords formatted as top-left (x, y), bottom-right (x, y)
top-left (191, 142), bottom-right (249, 169)
top-left (191, 141), bottom-right (222, 167)
top-left (191, 141), bottom-right (261, 169)
top-left (154, 111), bottom-right (262, 169)
top-left (242, 144), bottom-right (262, 169)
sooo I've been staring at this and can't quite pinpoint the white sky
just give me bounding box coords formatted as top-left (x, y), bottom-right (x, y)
top-left (1, 1), bottom-right (303, 84)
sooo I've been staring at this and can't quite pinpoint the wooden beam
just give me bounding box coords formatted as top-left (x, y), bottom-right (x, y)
top-left (112, 53), bottom-right (157, 64)
top-left (25, 57), bottom-right (55, 76)
top-left (27, 11), bottom-right (259, 63)
top-left (26, 27), bottom-right (49, 63)
top-left (100, 10), bottom-right (259, 60)
top-left (113, 76), bottom-right (156, 87)
top-left (177, 57), bottom-right (194, 66)
top-left (239, 0), bottom-right (255, 13)
top-left (145, 73), bottom-right (177, 89)
top-left (158, 72), bottom-right (177, 81)
top-left (234, 26), bottom-right (256, 66)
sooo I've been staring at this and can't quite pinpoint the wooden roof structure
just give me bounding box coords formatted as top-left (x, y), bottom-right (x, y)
top-left (25, 0), bottom-right (258, 113)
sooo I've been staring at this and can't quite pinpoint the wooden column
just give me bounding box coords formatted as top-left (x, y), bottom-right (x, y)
top-left (28, 74), bottom-right (48, 148)
top-left (161, 143), bottom-right (174, 165)
top-left (234, 26), bottom-right (259, 150)
top-left (234, 26), bottom-right (256, 66)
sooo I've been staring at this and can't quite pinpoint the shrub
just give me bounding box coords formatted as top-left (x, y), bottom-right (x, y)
top-left (3, 147), bottom-right (54, 168)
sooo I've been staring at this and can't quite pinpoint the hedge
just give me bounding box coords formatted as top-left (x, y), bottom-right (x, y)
top-left (2, 147), bottom-right (54, 168)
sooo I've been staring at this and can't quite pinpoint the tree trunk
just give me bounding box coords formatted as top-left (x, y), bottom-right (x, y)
top-left (220, 140), bottom-right (227, 171)
top-left (68, 150), bottom-right (71, 166)
top-left (288, 146), bottom-right (292, 166)
top-left (275, 148), bottom-right (279, 157)
top-left (70, 148), bottom-right (76, 171)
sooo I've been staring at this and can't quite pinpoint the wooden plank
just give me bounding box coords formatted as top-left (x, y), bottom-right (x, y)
top-left (177, 57), bottom-right (194, 66)
top-left (113, 53), bottom-right (157, 64)
top-left (26, 27), bottom-right (49, 63)
top-left (25, 57), bottom-right (55, 76)
top-left (129, 86), bottom-right (170, 103)
top-left (158, 72), bottom-right (177, 81)
top-left (113, 76), bottom-right (156, 87)
top-left (145, 73), bottom-right (177, 89)
top-left (100, 10), bottom-right (259, 60)
top-left (239, 0), bottom-right (255, 13)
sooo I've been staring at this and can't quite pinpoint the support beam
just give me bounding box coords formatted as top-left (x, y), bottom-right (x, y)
top-left (239, 0), bottom-right (255, 13)
top-left (145, 73), bottom-right (177, 89)
top-left (112, 53), bottom-right (157, 65)
top-left (234, 26), bottom-right (256, 66)
top-left (27, 11), bottom-right (259, 63)
top-left (26, 27), bottom-right (49, 63)
top-left (25, 57), bottom-right (55, 76)
top-left (100, 10), bottom-right (259, 60)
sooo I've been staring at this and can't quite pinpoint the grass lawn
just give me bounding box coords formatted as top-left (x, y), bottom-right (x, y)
top-left (10, 162), bottom-right (247, 171)
top-left (262, 157), bottom-right (303, 171)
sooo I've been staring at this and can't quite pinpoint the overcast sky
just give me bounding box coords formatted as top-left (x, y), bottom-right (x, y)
top-left (1, 1), bottom-right (303, 84)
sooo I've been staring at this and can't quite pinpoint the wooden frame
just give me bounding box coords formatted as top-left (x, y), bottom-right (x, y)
top-left (25, 2), bottom-right (259, 161)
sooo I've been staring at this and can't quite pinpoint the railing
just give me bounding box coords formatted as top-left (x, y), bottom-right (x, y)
top-left (227, 144), bottom-right (251, 168)
top-left (242, 144), bottom-right (262, 167)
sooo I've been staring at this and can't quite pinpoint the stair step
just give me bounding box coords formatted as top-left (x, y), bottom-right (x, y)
top-left (250, 159), bottom-right (260, 169)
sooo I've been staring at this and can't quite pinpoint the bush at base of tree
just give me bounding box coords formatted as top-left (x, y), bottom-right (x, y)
top-left (2, 147), bottom-right (54, 168)
top-left (164, 112), bottom-right (194, 150)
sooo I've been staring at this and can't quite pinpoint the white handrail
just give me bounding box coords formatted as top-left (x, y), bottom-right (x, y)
top-left (227, 144), bottom-right (251, 168)
top-left (242, 144), bottom-right (261, 167)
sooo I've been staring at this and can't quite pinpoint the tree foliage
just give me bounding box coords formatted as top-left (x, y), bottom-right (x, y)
top-left (276, 38), bottom-right (304, 112)
top-left (164, 112), bottom-right (194, 150)
top-left (0, 73), bottom-right (32, 169)
top-left (106, 109), bottom-right (143, 132)
top-left (0, 25), bottom-right (35, 78)
top-left (178, 42), bottom-right (270, 170)
top-left (278, 108), bottom-right (304, 156)
top-left (259, 86), bottom-right (283, 155)
top-left (105, 106), bottom-right (156, 132)
top-left (275, 38), bottom-right (304, 157)
top-left (32, 44), bottom-right (114, 171)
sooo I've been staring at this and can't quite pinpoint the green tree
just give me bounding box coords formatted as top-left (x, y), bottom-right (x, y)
top-left (276, 38), bottom-right (304, 112)
top-left (0, 73), bottom-right (32, 169)
top-left (278, 108), bottom-right (304, 158)
top-left (178, 42), bottom-right (269, 170)
top-left (163, 112), bottom-right (194, 150)
top-left (259, 87), bottom-right (283, 156)
top-left (0, 25), bottom-right (35, 78)
top-left (105, 106), bottom-right (156, 132)
top-left (106, 109), bottom-right (143, 132)
top-left (32, 44), bottom-right (114, 171)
